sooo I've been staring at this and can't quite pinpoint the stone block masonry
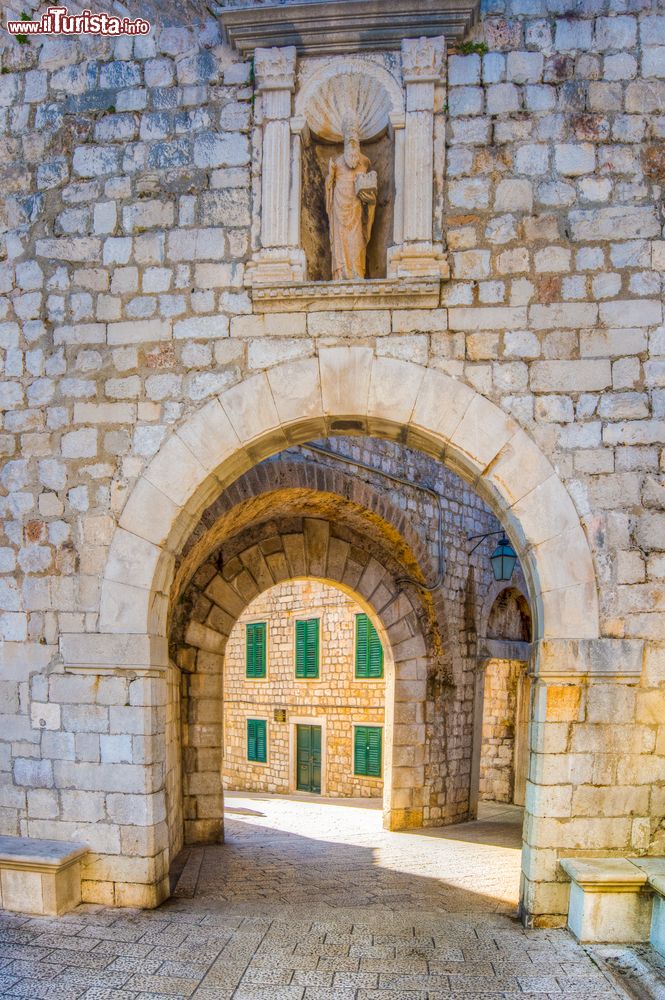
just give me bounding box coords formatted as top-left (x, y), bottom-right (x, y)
top-left (223, 579), bottom-right (385, 798)
top-left (0, 0), bottom-right (664, 927)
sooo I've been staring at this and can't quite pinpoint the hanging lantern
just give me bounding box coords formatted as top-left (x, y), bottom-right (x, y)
top-left (490, 535), bottom-right (517, 582)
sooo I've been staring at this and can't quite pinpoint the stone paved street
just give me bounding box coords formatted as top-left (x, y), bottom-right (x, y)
top-left (0, 794), bottom-right (626, 998)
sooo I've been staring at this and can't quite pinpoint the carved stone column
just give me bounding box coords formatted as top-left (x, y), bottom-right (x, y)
top-left (246, 46), bottom-right (307, 286)
top-left (387, 35), bottom-right (449, 280)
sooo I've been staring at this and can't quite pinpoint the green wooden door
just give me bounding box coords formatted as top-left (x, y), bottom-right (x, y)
top-left (296, 724), bottom-right (321, 794)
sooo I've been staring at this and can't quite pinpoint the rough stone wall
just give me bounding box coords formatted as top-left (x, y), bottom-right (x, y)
top-left (479, 658), bottom-right (523, 803)
top-left (223, 579), bottom-right (385, 797)
top-left (0, 0), bottom-right (663, 921)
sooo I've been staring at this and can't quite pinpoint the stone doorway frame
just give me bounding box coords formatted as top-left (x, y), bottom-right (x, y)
top-left (72, 346), bottom-right (601, 920)
top-left (289, 715), bottom-right (328, 796)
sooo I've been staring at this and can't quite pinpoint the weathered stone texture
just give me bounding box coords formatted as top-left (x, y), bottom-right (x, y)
top-left (0, 0), bottom-right (664, 926)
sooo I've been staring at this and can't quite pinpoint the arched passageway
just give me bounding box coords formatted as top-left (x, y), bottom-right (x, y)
top-left (84, 351), bottom-right (600, 922)
top-left (170, 509), bottom-right (440, 846)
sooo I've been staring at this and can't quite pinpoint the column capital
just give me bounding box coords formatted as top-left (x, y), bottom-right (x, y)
top-left (401, 35), bottom-right (445, 86)
top-left (254, 45), bottom-right (297, 92)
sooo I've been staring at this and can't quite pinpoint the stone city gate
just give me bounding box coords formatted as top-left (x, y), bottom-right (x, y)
top-left (69, 347), bottom-right (605, 923)
top-left (1, 0), bottom-right (664, 934)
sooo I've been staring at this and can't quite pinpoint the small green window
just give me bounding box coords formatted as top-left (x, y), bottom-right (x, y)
top-left (354, 725), bottom-right (382, 777)
top-left (295, 618), bottom-right (319, 678)
top-left (245, 622), bottom-right (267, 678)
top-left (355, 613), bottom-right (384, 678)
top-left (247, 718), bottom-right (267, 763)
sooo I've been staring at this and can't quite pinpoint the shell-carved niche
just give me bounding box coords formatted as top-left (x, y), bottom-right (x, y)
top-left (296, 59), bottom-right (404, 281)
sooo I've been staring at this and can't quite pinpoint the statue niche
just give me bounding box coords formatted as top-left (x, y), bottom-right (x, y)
top-left (325, 114), bottom-right (377, 280)
top-left (298, 65), bottom-right (396, 282)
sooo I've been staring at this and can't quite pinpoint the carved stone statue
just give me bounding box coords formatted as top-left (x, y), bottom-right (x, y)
top-left (325, 113), bottom-right (377, 280)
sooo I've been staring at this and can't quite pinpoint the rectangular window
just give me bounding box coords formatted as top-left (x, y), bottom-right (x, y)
top-left (354, 725), bottom-right (382, 777)
top-left (355, 613), bottom-right (384, 678)
top-left (247, 718), bottom-right (267, 763)
top-left (295, 618), bottom-right (320, 678)
top-left (245, 621), bottom-right (267, 678)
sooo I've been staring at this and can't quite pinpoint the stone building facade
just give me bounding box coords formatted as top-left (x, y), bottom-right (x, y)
top-left (0, 0), bottom-right (663, 929)
top-left (222, 578), bottom-right (386, 798)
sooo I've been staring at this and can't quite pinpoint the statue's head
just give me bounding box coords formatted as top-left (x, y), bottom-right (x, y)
top-left (341, 112), bottom-right (361, 169)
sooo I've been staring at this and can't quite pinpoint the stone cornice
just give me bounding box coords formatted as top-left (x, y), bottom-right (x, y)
top-left (220, 0), bottom-right (480, 56)
top-left (250, 277), bottom-right (442, 312)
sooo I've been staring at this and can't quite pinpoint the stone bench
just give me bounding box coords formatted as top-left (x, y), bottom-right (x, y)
top-left (649, 874), bottom-right (665, 959)
top-left (0, 836), bottom-right (87, 916)
top-left (630, 859), bottom-right (665, 960)
top-left (560, 858), bottom-right (653, 944)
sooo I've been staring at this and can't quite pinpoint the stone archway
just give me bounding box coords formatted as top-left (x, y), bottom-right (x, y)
top-left (171, 516), bottom-right (435, 846)
top-left (72, 348), bottom-right (602, 919)
top-left (94, 349), bottom-right (598, 656)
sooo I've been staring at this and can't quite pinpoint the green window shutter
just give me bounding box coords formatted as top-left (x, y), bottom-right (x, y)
top-left (354, 725), bottom-right (368, 775)
top-left (355, 614), bottom-right (383, 678)
top-left (255, 719), bottom-right (267, 762)
top-left (247, 719), bottom-right (267, 762)
top-left (355, 614), bottom-right (369, 678)
top-left (367, 727), bottom-right (382, 776)
top-left (295, 619), bottom-right (319, 678)
top-left (295, 619), bottom-right (307, 677)
top-left (368, 620), bottom-right (383, 678)
top-left (246, 622), bottom-right (266, 678)
top-left (354, 725), bottom-right (382, 777)
top-left (306, 618), bottom-right (319, 678)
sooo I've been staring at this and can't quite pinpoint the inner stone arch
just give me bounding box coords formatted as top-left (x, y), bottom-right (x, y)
top-left (169, 513), bottom-right (434, 851)
top-left (161, 433), bottom-right (537, 884)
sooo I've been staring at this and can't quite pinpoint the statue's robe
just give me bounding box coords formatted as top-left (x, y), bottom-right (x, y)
top-left (326, 153), bottom-right (375, 280)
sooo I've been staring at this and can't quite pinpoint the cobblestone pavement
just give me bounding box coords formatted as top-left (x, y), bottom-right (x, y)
top-left (0, 794), bottom-right (626, 999)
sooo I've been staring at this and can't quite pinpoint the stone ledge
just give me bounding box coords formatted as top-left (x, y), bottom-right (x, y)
top-left (250, 277), bottom-right (441, 313)
top-left (0, 836), bottom-right (86, 872)
top-left (560, 857), bottom-right (653, 945)
top-left (535, 638), bottom-right (643, 681)
top-left (561, 858), bottom-right (648, 891)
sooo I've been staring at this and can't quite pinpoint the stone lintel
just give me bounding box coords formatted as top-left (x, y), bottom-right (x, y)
top-left (221, 0), bottom-right (480, 56)
top-left (479, 638), bottom-right (531, 663)
top-left (251, 277), bottom-right (441, 313)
